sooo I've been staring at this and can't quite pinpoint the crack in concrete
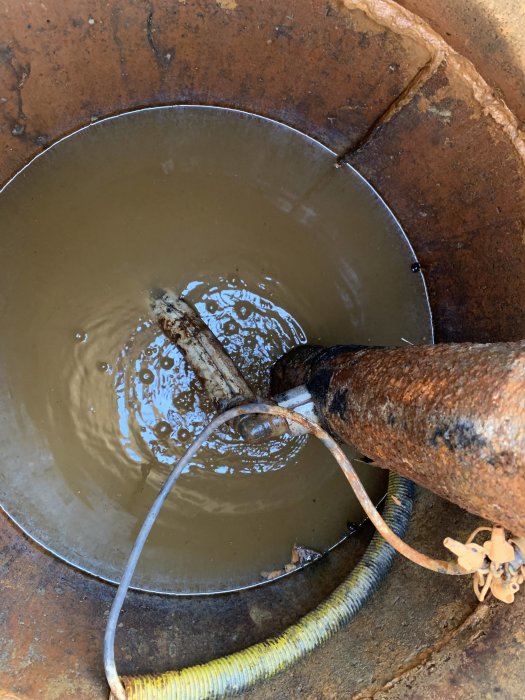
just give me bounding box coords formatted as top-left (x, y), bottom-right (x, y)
top-left (110, 6), bottom-right (129, 84)
top-left (146, 7), bottom-right (159, 59)
top-left (146, 5), bottom-right (175, 71)
top-left (145, 2), bottom-right (177, 96)
top-left (351, 603), bottom-right (491, 699)
top-left (336, 54), bottom-right (438, 161)
top-left (0, 43), bottom-right (31, 136)
top-left (339, 0), bottom-right (525, 164)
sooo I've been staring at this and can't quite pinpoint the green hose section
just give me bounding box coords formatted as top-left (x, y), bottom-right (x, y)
top-left (116, 473), bottom-right (414, 700)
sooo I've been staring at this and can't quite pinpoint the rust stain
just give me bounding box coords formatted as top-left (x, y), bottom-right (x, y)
top-left (397, 0), bottom-right (525, 126)
top-left (339, 0), bottom-right (525, 163)
top-left (349, 60), bottom-right (525, 343)
top-left (352, 603), bottom-right (491, 699)
top-left (0, 0), bottom-right (432, 183)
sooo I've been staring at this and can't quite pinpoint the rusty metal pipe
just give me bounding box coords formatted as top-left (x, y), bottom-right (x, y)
top-left (272, 341), bottom-right (525, 536)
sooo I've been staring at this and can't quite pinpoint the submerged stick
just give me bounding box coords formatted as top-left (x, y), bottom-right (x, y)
top-left (150, 288), bottom-right (291, 440)
top-left (150, 288), bottom-right (254, 406)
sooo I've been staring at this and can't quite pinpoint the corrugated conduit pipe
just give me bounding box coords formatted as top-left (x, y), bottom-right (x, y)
top-left (106, 405), bottom-right (415, 700)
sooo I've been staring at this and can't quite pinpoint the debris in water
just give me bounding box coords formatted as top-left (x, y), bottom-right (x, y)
top-left (260, 544), bottom-right (322, 580)
top-left (260, 569), bottom-right (282, 581)
top-left (293, 544), bottom-right (322, 565)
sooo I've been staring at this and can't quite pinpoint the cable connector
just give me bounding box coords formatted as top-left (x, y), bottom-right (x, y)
top-left (444, 526), bottom-right (525, 604)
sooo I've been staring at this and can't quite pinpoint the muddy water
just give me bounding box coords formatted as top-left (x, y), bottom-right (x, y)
top-left (0, 107), bottom-right (432, 593)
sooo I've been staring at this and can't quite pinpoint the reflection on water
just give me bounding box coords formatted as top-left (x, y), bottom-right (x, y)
top-left (68, 275), bottom-right (308, 498)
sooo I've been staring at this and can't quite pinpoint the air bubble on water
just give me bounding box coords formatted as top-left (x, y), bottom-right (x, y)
top-left (139, 369), bottom-right (155, 385)
top-left (206, 300), bottom-right (218, 314)
top-left (235, 303), bottom-right (251, 320)
top-left (74, 330), bottom-right (88, 343)
top-left (224, 320), bottom-right (239, 335)
top-left (177, 427), bottom-right (191, 442)
top-left (145, 347), bottom-right (155, 357)
top-left (97, 361), bottom-right (110, 373)
top-left (160, 356), bottom-right (175, 370)
top-left (154, 421), bottom-right (172, 438)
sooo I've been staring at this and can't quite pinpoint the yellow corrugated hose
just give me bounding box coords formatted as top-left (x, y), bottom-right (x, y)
top-left (112, 474), bottom-right (413, 700)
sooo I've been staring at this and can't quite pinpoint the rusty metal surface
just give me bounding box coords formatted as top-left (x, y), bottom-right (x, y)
top-left (0, 0), bottom-right (525, 698)
top-left (0, 0), bottom-right (430, 184)
top-left (347, 59), bottom-right (525, 344)
top-left (270, 345), bottom-right (326, 395)
top-left (0, 511), bottom-right (374, 699)
top-left (2, 490), bottom-right (490, 700)
top-left (397, 0), bottom-right (525, 124)
top-left (297, 342), bottom-right (525, 537)
top-left (372, 595), bottom-right (525, 700)
top-left (243, 493), bottom-right (525, 700)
